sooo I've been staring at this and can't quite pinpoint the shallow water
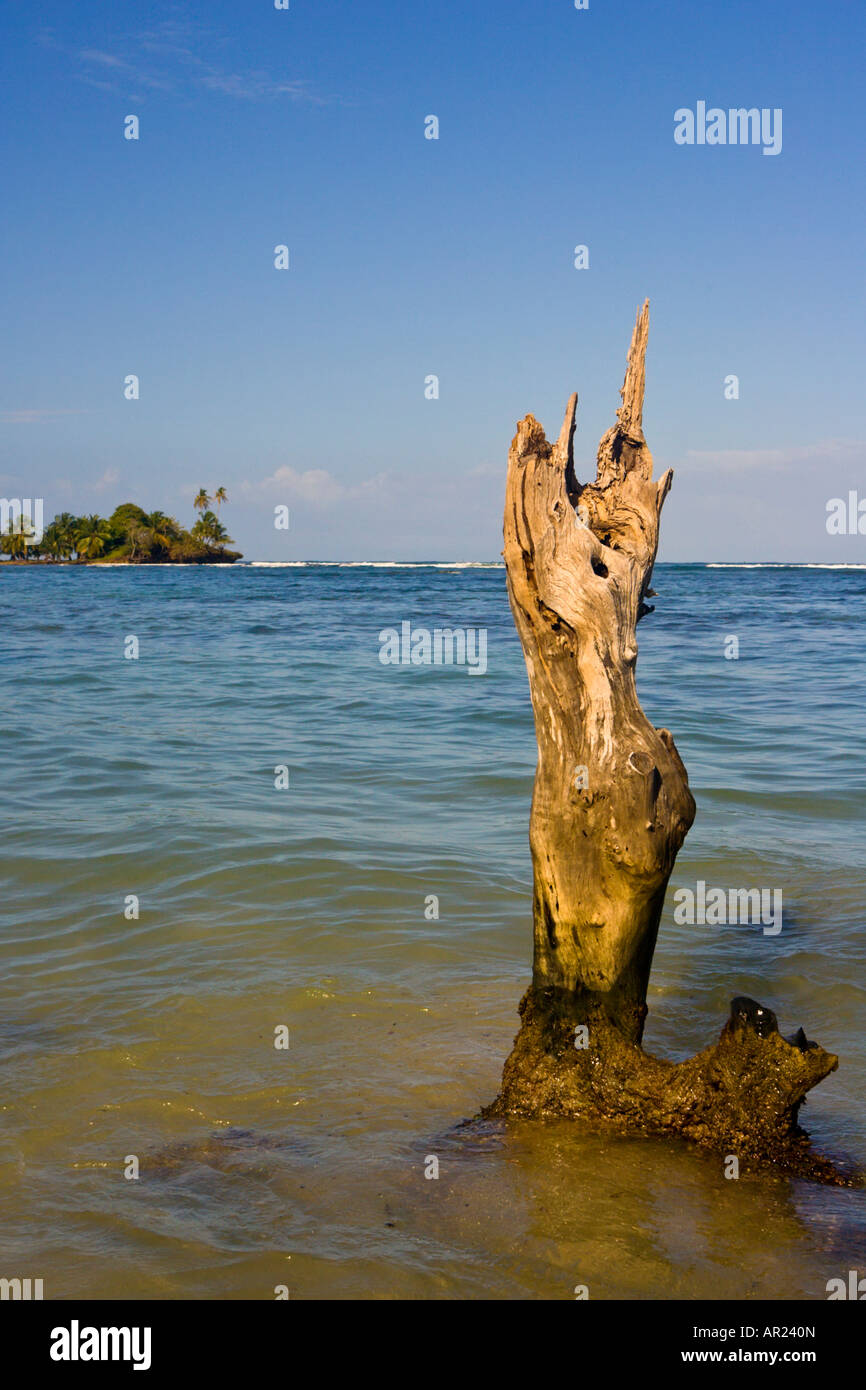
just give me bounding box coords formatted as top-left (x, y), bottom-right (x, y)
top-left (0, 562), bottom-right (864, 1299)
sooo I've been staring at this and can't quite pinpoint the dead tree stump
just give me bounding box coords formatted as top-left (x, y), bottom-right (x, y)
top-left (485, 303), bottom-right (851, 1185)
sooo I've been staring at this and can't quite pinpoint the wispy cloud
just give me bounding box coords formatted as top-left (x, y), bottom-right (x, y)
top-left (241, 466), bottom-right (389, 506)
top-left (198, 71), bottom-right (319, 102)
top-left (92, 468), bottom-right (120, 494)
top-left (0, 408), bottom-right (92, 425)
top-left (69, 19), bottom-right (329, 105)
top-left (79, 49), bottom-right (129, 70)
top-left (685, 439), bottom-right (866, 473)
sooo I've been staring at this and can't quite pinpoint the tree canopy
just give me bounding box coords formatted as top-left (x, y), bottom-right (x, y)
top-left (1, 496), bottom-right (240, 564)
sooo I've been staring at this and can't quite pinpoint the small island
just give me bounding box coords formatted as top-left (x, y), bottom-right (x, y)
top-left (1, 488), bottom-right (242, 564)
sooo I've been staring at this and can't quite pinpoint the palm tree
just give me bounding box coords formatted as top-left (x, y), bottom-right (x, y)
top-left (74, 515), bottom-right (113, 560)
top-left (42, 524), bottom-right (64, 561)
top-left (1, 518), bottom-right (29, 560)
top-left (191, 510), bottom-right (232, 549)
top-left (214, 486), bottom-right (228, 509)
top-left (194, 488), bottom-right (211, 515)
top-left (57, 513), bottom-right (79, 558)
top-left (43, 513), bottom-right (78, 561)
top-left (140, 511), bottom-right (180, 553)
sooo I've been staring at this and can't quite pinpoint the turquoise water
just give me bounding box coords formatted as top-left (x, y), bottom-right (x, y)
top-left (1, 562), bottom-right (865, 1299)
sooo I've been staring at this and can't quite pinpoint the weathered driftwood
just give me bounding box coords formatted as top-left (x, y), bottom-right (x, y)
top-left (485, 303), bottom-right (851, 1184)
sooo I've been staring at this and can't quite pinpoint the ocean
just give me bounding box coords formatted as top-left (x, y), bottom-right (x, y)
top-left (1, 561), bottom-right (864, 1299)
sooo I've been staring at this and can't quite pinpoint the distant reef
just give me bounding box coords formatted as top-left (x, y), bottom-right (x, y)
top-left (1, 491), bottom-right (242, 565)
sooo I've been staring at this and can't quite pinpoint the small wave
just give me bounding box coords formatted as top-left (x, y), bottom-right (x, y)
top-left (82, 562), bottom-right (238, 568)
top-left (243, 560), bottom-right (504, 569)
top-left (705, 562), bottom-right (866, 570)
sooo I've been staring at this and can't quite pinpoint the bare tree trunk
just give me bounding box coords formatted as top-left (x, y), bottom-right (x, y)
top-left (486, 304), bottom-right (852, 1185)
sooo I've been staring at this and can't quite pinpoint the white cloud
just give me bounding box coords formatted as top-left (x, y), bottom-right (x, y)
top-left (92, 468), bottom-right (120, 494)
top-left (79, 49), bottom-right (130, 69)
top-left (242, 466), bottom-right (388, 506)
top-left (0, 408), bottom-right (91, 425)
top-left (71, 22), bottom-right (329, 105)
top-left (685, 439), bottom-right (865, 473)
top-left (198, 72), bottom-right (321, 103)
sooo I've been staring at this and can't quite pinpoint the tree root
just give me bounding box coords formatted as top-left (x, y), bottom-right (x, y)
top-left (483, 988), bottom-right (860, 1187)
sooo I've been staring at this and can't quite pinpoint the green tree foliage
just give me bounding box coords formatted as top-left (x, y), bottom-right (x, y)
top-left (74, 515), bottom-right (114, 559)
top-left (109, 503), bottom-right (149, 538)
top-left (0, 519), bottom-right (29, 559)
top-left (3, 497), bottom-right (240, 564)
top-left (42, 513), bottom-right (79, 560)
top-left (191, 510), bottom-right (233, 549)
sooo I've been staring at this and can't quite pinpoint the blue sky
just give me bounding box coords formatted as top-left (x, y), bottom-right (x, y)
top-left (1, 0), bottom-right (864, 560)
